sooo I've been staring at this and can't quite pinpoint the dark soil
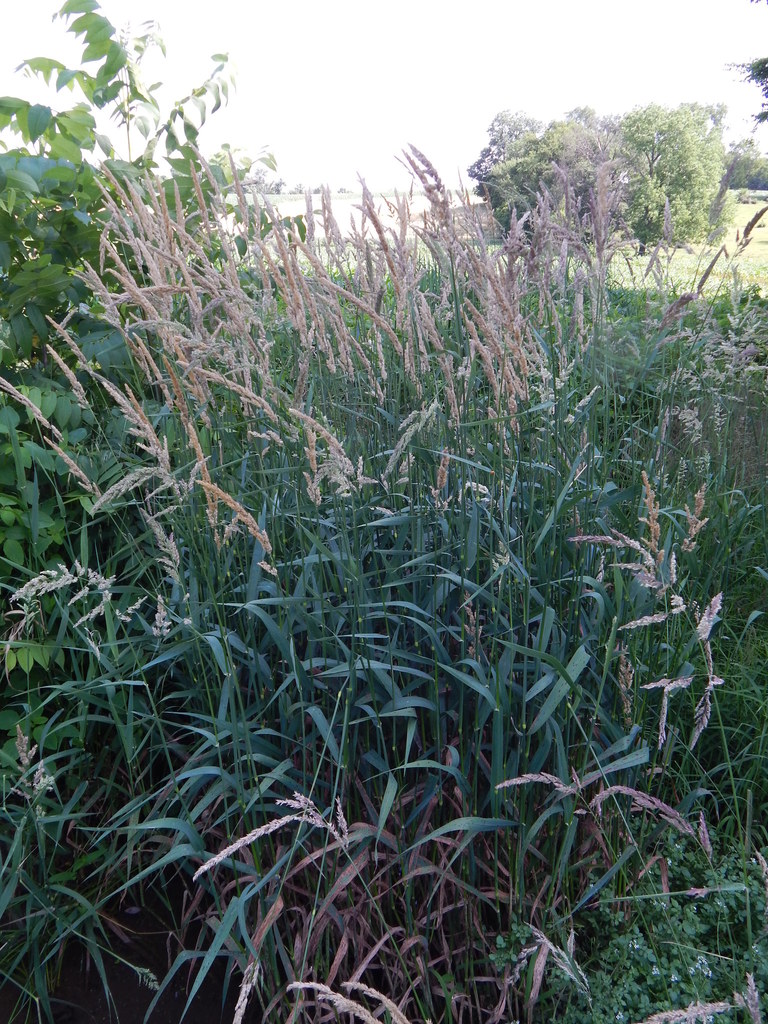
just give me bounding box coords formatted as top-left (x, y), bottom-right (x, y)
top-left (0, 902), bottom-right (255, 1024)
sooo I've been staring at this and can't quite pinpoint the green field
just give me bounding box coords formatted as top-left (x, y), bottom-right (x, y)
top-left (693, 197), bottom-right (768, 286)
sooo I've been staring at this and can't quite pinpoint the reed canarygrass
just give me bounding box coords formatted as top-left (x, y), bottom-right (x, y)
top-left (2, 146), bottom-right (766, 1023)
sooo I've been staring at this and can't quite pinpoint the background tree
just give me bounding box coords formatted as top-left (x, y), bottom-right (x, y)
top-left (467, 110), bottom-right (542, 196)
top-left (728, 137), bottom-right (768, 191)
top-left (746, 0), bottom-right (768, 120)
top-left (475, 108), bottom-right (621, 229)
top-left (745, 56), bottom-right (768, 120)
top-left (470, 102), bottom-right (730, 246)
top-left (620, 103), bottom-right (728, 248)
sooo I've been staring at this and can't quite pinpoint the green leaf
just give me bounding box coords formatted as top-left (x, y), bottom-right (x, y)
top-left (442, 662), bottom-right (497, 711)
top-left (83, 39), bottom-right (113, 63)
top-left (0, 96), bottom-right (26, 116)
top-left (94, 132), bottom-right (113, 157)
top-left (70, 13), bottom-right (113, 43)
top-left (528, 645), bottom-right (590, 735)
top-left (581, 748), bottom-right (649, 789)
top-left (568, 844), bottom-right (639, 918)
top-left (100, 41), bottom-right (128, 79)
top-left (201, 632), bottom-right (227, 674)
top-left (304, 705), bottom-right (341, 765)
top-left (39, 390), bottom-right (58, 420)
top-left (525, 670), bottom-right (556, 703)
top-left (177, 894), bottom-right (247, 1017)
top-left (57, 69), bottom-right (79, 91)
top-left (21, 60), bottom-right (66, 86)
top-left (10, 315), bottom-right (33, 359)
top-left (0, 407), bottom-right (21, 433)
top-left (25, 303), bottom-right (49, 341)
top-left (292, 214), bottom-right (307, 243)
top-left (31, 646), bottom-right (51, 669)
top-left (48, 132), bottom-right (84, 163)
top-left (563, 643), bottom-right (591, 686)
top-left (533, 453), bottom-right (583, 555)
top-left (3, 537), bottom-right (25, 564)
top-left (58, 103), bottom-right (96, 127)
top-left (15, 647), bottom-right (34, 672)
top-left (60, 0), bottom-right (100, 13)
top-left (464, 501), bottom-right (479, 571)
top-left (0, 166), bottom-right (40, 194)
top-left (27, 105), bottom-right (52, 142)
top-left (529, 677), bottom-right (570, 735)
top-left (377, 773), bottom-right (398, 843)
top-left (406, 816), bottom-right (516, 852)
top-left (53, 395), bottom-right (72, 428)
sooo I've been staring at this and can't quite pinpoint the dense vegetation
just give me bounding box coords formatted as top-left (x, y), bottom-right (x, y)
top-left (467, 104), bottom-right (736, 246)
top-left (1, 5), bottom-right (767, 1024)
top-left (465, 102), bottom-right (768, 250)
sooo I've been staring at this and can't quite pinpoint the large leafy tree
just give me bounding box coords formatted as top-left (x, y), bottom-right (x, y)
top-left (621, 103), bottom-right (728, 247)
top-left (473, 108), bottom-right (620, 229)
top-left (746, 57), bottom-right (768, 120)
top-left (470, 102), bottom-right (728, 246)
top-left (727, 137), bottom-right (768, 190)
top-left (467, 110), bottom-right (542, 195)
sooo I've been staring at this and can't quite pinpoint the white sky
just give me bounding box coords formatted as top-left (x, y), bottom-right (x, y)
top-left (2, 0), bottom-right (768, 189)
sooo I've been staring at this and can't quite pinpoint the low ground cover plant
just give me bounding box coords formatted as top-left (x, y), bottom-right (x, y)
top-left (492, 834), bottom-right (768, 1022)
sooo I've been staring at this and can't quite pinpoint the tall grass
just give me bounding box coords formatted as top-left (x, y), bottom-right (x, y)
top-left (1, 149), bottom-right (766, 1023)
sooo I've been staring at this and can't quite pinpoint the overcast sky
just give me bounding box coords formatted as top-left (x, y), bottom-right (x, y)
top-left (2, 0), bottom-right (768, 189)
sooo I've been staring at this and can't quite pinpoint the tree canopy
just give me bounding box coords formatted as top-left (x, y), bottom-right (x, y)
top-left (728, 137), bottom-right (768, 190)
top-left (744, 1), bottom-right (768, 121)
top-left (469, 103), bottom-right (730, 247)
top-left (479, 109), bottom-right (622, 231)
top-left (467, 110), bottom-right (542, 191)
top-left (621, 103), bottom-right (728, 247)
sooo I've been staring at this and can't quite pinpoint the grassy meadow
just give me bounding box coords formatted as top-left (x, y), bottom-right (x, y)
top-left (651, 197), bottom-right (768, 295)
top-left (1, 154), bottom-right (767, 1024)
